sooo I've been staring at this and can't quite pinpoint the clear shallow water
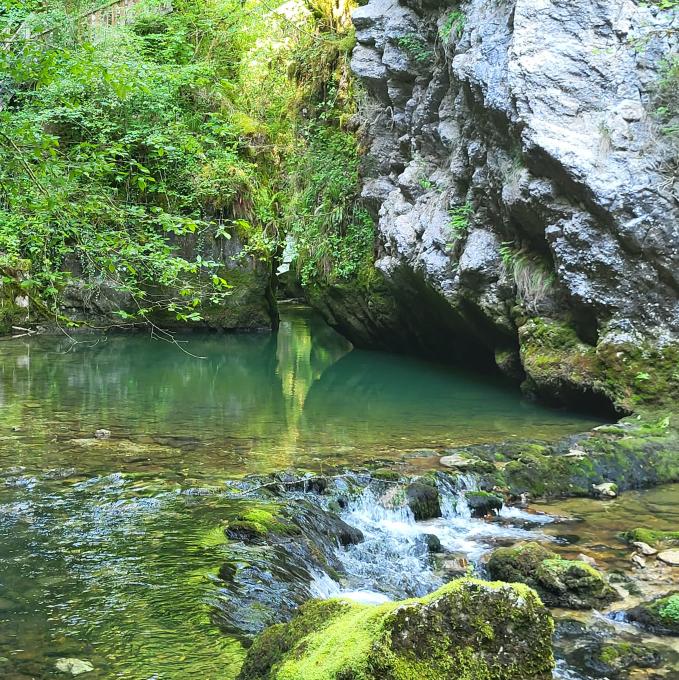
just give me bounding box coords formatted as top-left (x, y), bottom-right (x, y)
top-left (0, 306), bottom-right (610, 678)
top-left (0, 304), bottom-right (602, 476)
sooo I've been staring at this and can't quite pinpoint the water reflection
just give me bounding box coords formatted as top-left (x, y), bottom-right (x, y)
top-left (0, 304), bottom-right (602, 478)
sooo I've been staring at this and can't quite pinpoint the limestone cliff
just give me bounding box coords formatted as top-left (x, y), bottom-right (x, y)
top-left (312, 0), bottom-right (679, 412)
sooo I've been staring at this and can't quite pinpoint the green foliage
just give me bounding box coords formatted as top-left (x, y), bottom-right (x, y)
top-left (286, 125), bottom-right (375, 285)
top-left (654, 55), bottom-right (679, 137)
top-left (395, 34), bottom-right (433, 64)
top-left (448, 202), bottom-right (473, 240)
top-left (439, 10), bottom-right (465, 42)
top-left (659, 594), bottom-right (679, 623)
top-left (0, 0), bottom-right (275, 323)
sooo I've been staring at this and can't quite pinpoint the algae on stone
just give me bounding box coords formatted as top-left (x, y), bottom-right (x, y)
top-left (238, 578), bottom-right (555, 680)
top-left (487, 542), bottom-right (619, 610)
top-left (627, 592), bottom-right (679, 636)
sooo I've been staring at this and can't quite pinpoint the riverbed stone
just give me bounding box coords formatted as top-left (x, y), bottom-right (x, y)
top-left (487, 542), bottom-right (619, 610)
top-left (627, 592), bottom-right (679, 635)
top-left (237, 578), bottom-right (555, 680)
top-left (55, 658), bottom-right (94, 675)
top-left (631, 541), bottom-right (658, 556)
top-left (658, 550), bottom-right (679, 566)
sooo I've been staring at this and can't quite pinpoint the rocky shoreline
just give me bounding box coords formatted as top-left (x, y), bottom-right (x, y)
top-left (211, 410), bottom-right (679, 678)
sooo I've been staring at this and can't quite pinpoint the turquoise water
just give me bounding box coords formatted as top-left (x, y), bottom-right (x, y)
top-left (0, 305), bottom-right (604, 678)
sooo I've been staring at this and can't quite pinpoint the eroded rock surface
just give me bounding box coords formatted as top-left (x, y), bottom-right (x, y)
top-left (313, 0), bottom-right (679, 411)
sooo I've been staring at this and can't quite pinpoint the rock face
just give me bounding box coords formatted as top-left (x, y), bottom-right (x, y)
top-left (313, 0), bottom-right (679, 411)
top-left (487, 542), bottom-right (619, 609)
top-left (237, 578), bottom-right (555, 680)
top-left (59, 227), bottom-right (276, 331)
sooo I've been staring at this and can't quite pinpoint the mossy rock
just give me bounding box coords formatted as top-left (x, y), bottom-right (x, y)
top-left (487, 542), bottom-right (619, 610)
top-left (465, 491), bottom-right (503, 517)
top-left (463, 411), bottom-right (679, 500)
top-left (237, 578), bottom-right (555, 680)
top-left (627, 592), bottom-right (679, 635)
top-left (518, 317), bottom-right (679, 412)
top-left (621, 528), bottom-right (679, 548)
top-left (590, 641), bottom-right (661, 675)
top-left (225, 508), bottom-right (300, 541)
top-left (405, 481), bottom-right (441, 520)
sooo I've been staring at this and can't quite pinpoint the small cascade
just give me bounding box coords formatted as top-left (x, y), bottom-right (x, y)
top-left (336, 486), bottom-right (442, 600)
top-left (319, 474), bottom-right (554, 604)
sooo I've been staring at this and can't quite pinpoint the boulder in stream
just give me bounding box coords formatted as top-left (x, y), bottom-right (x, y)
top-left (465, 490), bottom-right (503, 517)
top-left (627, 592), bottom-right (679, 635)
top-left (487, 542), bottom-right (619, 610)
top-left (237, 578), bottom-right (555, 680)
top-left (405, 480), bottom-right (441, 520)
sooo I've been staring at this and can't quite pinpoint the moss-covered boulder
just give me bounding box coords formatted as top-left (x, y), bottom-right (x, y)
top-left (237, 578), bottom-right (555, 680)
top-left (405, 480), bottom-right (441, 520)
top-left (465, 490), bottom-right (503, 517)
top-left (622, 528), bottom-right (679, 548)
top-left (627, 592), bottom-right (679, 635)
top-left (589, 641), bottom-right (661, 676)
top-left (487, 542), bottom-right (619, 610)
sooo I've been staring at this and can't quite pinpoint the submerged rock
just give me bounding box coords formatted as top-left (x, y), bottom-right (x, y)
top-left (627, 592), bottom-right (679, 635)
top-left (55, 658), bottom-right (94, 675)
top-left (237, 579), bottom-right (555, 680)
top-left (487, 542), bottom-right (619, 610)
top-left (590, 642), bottom-right (661, 676)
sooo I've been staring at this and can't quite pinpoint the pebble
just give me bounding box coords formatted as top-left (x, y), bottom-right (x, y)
top-left (55, 658), bottom-right (94, 675)
top-left (631, 554), bottom-right (646, 568)
top-left (657, 549), bottom-right (679, 566)
top-left (632, 541), bottom-right (657, 556)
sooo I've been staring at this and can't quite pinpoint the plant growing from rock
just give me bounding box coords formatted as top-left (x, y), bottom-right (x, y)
top-left (448, 201), bottom-right (473, 240)
top-left (395, 34), bottom-right (433, 64)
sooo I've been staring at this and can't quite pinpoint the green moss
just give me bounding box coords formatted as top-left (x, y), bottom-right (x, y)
top-left (658, 593), bottom-right (679, 623)
top-left (518, 317), bottom-right (679, 411)
top-left (239, 578), bottom-right (554, 680)
top-left (628, 591), bottom-right (679, 635)
top-left (225, 507), bottom-right (300, 539)
top-left (488, 543), bottom-right (618, 610)
top-left (595, 641), bottom-right (660, 673)
top-left (371, 468), bottom-right (401, 482)
top-left (622, 528), bottom-right (679, 547)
